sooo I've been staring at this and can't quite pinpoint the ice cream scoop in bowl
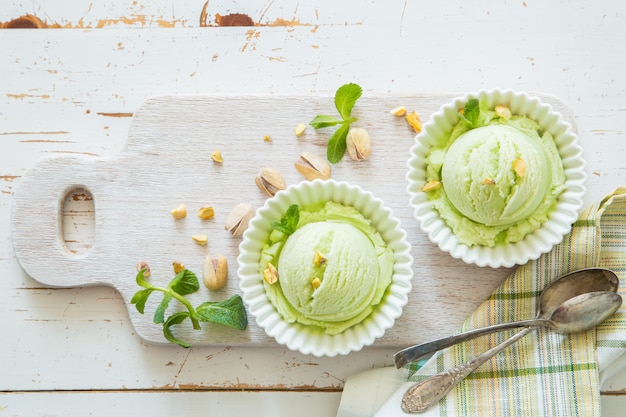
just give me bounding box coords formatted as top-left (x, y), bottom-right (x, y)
top-left (407, 89), bottom-right (586, 268)
top-left (238, 179), bottom-right (413, 357)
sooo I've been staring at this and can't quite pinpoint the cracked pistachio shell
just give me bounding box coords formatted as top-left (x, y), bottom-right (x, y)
top-left (295, 152), bottom-right (331, 180)
top-left (224, 202), bottom-right (255, 236)
top-left (346, 127), bottom-right (372, 161)
top-left (255, 167), bottom-right (286, 196)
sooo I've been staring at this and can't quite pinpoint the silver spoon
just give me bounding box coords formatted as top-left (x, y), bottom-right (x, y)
top-left (394, 267), bottom-right (619, 369)
top-left (400, 290), bottom-right (623, 413)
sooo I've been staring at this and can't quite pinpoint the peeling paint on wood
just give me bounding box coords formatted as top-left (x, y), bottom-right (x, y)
top-left (96, 112), bottom-right (134, 118)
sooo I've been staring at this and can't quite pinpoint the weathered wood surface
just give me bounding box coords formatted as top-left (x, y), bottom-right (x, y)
top-left (3, 1), bottom-right (626, 415)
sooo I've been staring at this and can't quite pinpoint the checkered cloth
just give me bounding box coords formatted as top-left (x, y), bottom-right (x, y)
top-left (337, 187), bottom-right (626, 417)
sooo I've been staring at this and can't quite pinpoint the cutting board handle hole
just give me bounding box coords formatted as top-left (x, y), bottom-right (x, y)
top-left (61, 187), bottom-right (95, 256)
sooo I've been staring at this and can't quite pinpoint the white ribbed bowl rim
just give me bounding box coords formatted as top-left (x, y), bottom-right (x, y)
top-left (238, 179), bottom-right (413, 357)
top-left (406, 89), bottom-right (586, 268)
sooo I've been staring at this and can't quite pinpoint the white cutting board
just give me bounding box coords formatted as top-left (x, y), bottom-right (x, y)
top-left (10, 93), bottom-right (576, 348)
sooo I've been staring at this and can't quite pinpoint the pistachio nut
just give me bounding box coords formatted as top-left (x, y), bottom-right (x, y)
top-left (346, 127), bottom-right (372, 161)
top-left (171, 204), bottom-right (187, 220)
top-left (263, 263), bottom-right (279, 284)
top-left (495, 104), bottom-right (512, 120)
top-left (390, 106), bottom-right (407, 117)
top-left (405, 111), bottom-right (422, 133)
top-left (136, 261), bottom-right (151, 278)
top-left (224, 202), bottom-right (255, 237)
top-left (203, 253), bottom-right (228, 291)
top-left (255, 167), bottom-right (286, 197)
top-left (295, 152), bottom-right (331, 180)
top-left (513, 157), bottom-right (526, 177)
top-left (211, 150), bottom-right (223, 163)
top-left (294, 123), bottom-right (307, 137)
top-left (313, 249), bottom-right (327, 267)
top-left (421, 180), bottom-right (442, 192)
top-left (197, 205), bottom-right (215, 220)
top-left (192, 234), bottom-right (208, 245)
top-left (172, 261), bottom-right (185, 274)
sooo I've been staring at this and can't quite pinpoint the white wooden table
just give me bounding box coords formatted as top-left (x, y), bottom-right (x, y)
top-left (2, 1), bottom-right (626, 415)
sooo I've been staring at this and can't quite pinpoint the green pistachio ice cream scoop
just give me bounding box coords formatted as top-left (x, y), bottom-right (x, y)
top-left (441, 124), bottom-right (551, 227)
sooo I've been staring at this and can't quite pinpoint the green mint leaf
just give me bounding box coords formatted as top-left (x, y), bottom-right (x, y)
top-left (196, 295), bottom-right (248, 330)
top-left (284, 204), bottom-right (299, 229)
top-left (131, 288), bottom-right (154, 314)
top-left (135, 269), bottom-right (152, 289)
top-left (271, 204), bottom-right (300, 235)
top-left (308, 83), bottom-right (363, 164)
top-left (459, 98), bottom-right (480, 128)
top-left (327, 122), bottom-right (351, 164)
top-left (334, 83), bottom-right (362, 120)
top-left (154, 292), bottom-right (173, 324)
top-left (309, 115), bottom-right (343, 129)
top-left (163, 311), bottom-right (192, 348)
top-left (169, 269), bottom-right (200, 296)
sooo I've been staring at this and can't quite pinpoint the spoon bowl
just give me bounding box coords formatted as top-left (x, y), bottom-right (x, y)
top-left (548, 290), bottom-right (622, 333)
top-left (538, 267), bottom-right (618, 317)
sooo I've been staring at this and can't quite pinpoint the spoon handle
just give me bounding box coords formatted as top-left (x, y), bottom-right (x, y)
top-left (401, 327), bottom-right (533, 414)
top-left (394, 318), bottom-right (541, 368)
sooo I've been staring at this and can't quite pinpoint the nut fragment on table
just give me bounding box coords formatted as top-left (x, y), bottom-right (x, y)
top-left (203, 253), bottom-right (228, 291)
top-left (255, 167), bottom-right (286, 196)
top-left (136, 261), bottom-right (151, 277)
top-left (197, 205), bottom-right (215, 220)
top-left (225, 202), bottom-right (255, 236)
top-left (346, 127), bottom-right (372, 161)
top-left (390, 106), bottom-right (407, 117)
top-left (173, 261), bottom-right (185, 274)
top-left (192, 234), bottom-right (208, 245)
top-left (405, 111), bottom-right (422, 133)
top-left (171, 204), bottom-right (187, 219)
top-left (294, 123), bottom-right (307, 137)
top-left (211, 150), bottom-right (223, 163)
top-left (295, 152), bottom-right (331, 180)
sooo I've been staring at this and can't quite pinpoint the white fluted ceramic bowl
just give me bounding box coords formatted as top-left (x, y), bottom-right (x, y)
top-left (407, 89), bottom-right (586, 268)
top-left (238, 179), bottom-right (413, 357)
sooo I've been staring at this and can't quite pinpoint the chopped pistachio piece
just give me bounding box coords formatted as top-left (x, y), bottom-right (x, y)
top-left (421, 180), bottom-right (442, 192)
top-left (405, 111), bottom-right (422, 133)
top-left (513, 157), bottom-right (527, 177)
top-left (211, 150), bottom-right (223, 163)
top-left (171, 204), bottom-right (187, 220)
top-left (263, 263), bottom-right (279, 284)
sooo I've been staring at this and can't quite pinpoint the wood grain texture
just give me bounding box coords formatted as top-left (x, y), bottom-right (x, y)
top-left (11, 93), bottom-right (575, 348)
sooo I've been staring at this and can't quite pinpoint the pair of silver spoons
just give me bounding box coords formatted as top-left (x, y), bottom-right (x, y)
top-left (394, 268), bottom-right (622, 414)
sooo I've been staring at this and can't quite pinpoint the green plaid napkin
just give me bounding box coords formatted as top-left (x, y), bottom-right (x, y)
top-left (338, 187), bottom-right (626, 417)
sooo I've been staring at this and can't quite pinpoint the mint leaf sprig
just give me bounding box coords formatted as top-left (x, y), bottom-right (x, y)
top-left (131, 268), bottom-right (247, 348)
top-left (270, 204), bottom-right (299, 235)
top-left (458, 98), bottom-right (480, 129)
top-left (309, 83), bottom-right (363, 164)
